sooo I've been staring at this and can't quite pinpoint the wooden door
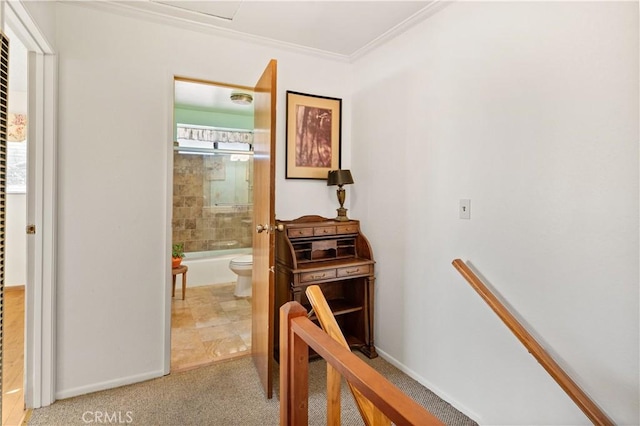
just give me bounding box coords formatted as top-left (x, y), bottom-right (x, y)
top-left (252, 59), bottom-right (277, 398)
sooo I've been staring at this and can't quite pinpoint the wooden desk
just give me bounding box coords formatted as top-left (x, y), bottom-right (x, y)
top-left (172, 264), bottom-right (188, 300)
top-left (274, 215), bottom-right (377, 359)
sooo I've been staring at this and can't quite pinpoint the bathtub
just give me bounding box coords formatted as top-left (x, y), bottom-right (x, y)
top-left (182, 247), bottom-right (252, 287)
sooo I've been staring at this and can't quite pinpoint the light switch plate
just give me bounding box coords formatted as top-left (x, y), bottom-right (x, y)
top-left (459, 199), bottom-right (471, 219)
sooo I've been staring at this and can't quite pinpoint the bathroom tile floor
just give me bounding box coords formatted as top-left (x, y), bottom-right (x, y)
top-left (171, 283), bottom-right (251, 372)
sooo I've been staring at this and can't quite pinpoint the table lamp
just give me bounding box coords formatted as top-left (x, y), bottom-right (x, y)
top-left (327, 169), bottom-right (354, 222)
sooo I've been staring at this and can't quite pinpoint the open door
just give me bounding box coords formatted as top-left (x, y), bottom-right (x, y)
top-left (251, 59), bottom-right (277, 398)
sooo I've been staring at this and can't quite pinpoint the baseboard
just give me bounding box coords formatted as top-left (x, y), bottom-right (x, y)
top-left (375, 347), bottom-right (483, 424)
top-left (55, 369), bottom-right (165, 401)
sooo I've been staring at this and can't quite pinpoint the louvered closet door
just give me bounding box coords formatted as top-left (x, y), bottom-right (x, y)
top-left (0, 30), bottom-right (9, 421)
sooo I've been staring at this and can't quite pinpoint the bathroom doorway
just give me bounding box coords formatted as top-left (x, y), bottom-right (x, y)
top-left (170, 77), bottom-right (255, 372)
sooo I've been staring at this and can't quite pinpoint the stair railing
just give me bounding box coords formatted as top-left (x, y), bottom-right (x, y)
top-left (452, 259), bottom-right (614, 426)
top-left (279, 300), bottom-right (444, 426)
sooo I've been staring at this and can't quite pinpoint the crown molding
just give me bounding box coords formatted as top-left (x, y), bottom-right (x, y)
top-left (74, 1), bottom-right (448, 64)
top-left (349, 0), bottom-right (451, 62)
top-left (80, 1), bottom-right (352, 63)
top-left (7, 0), bottom-right (55, 54)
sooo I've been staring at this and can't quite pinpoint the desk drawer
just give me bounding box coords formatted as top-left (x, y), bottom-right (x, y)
top-left (337, 265), bottom-right (370, 278)
top-left (337, 224), bottom-right (359, 234)
top-left (300, 269), bottom-right (337, 283)
top-left (314, 226), bottom-right (336, 236)
top-left (288, 227), bottom-right (313, 238)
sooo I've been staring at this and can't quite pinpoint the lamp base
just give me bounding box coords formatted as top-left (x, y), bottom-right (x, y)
top-left (335, 207), bottom-right (349, 221)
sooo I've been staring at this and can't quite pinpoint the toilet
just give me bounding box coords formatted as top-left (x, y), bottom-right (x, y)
top-left (229, 255), bottom-right (253, 297)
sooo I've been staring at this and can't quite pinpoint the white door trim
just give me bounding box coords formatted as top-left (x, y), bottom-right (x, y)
top-left (164, 74), bottom-right (174, 376)
top-left (5, 1), bottom-right (57, 408)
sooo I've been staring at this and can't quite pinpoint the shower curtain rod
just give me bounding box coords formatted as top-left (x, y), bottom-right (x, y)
top-left (174, 146), bottom-right (254, 156)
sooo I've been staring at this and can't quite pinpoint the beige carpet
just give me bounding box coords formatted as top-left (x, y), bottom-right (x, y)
top-left (28, 353), bottom-right (477, 425)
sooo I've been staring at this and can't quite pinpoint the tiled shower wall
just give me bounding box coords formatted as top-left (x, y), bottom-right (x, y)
top-left (173, 152), bottom-right (253, 253)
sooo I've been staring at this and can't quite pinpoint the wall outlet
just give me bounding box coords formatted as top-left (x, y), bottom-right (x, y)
top-left (459, 199), bottom-right (471, 219)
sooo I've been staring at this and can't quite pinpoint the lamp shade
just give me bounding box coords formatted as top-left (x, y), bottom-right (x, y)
top-left (327, 169), bottom-right (354, 186)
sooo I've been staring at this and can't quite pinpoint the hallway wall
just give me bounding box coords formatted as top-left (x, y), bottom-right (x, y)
top-left (23, 1), bottom-right (640, 423)
top-left (53, 2), bottom-right (352, 398)
top-left (351, 2), bottom-right (639, 424)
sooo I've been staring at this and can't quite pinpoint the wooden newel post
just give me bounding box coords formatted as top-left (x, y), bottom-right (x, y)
top-left (280, 301), bottom-right (309, 426)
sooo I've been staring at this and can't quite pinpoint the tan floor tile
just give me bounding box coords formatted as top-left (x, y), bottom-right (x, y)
top-left (171, 348), bottom-right (212, 370)
top-left (171, 328), bottom-right (204, 350)
top-left (185, 295), bottom-right (214, 308)
top-left (171, 308), bottom-right (196, 328)
top-left (171, 283), bottom-right (252, 372)
top-left (203, 336), bottom-right (249, 359)
top-left (239, 332), bottom-right (252, 347)
top-left (234, 318), bottom-right (251, 334)
top-left (220, 299), bottom-right (251, 312)
top-left (197, 324), bottom-right (237, 342)
top-left (189, 304), bottom-right (220, 317)
top-left (193, 314), bottom-right (232, 328)
top-left (210, 284), bottom-right (235, 295)
top-left (171, 297), bottom-right (188, 309)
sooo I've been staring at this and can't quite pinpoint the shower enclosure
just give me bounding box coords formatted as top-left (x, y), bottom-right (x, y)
top-left (172, 124), bottom-right (254, 262)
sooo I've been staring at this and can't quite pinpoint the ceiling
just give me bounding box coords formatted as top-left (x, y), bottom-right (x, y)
top-left (110, 1), bottom-right (440, 59)
top-left (174, 80), bottom-right (255, 115)
top-left (144, 1), bottom-right (442, 114)
top-left (10, 2), bottom-right (446, 118)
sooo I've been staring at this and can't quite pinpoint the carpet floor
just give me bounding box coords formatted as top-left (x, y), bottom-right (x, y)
top-left (27, 353), bottom-right (477, 425)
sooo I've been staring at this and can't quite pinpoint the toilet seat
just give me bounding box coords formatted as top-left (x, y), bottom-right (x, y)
top-left (230, 255), bottom-right (252, 265)
top-left (229, 254), bottom-right (253, 298)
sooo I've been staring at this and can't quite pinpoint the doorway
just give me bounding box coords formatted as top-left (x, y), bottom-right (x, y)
top-left (170, 78), bottom-right (255, 372)
top-left (165, 60), bottom-right (277, 398)
top-left (2, 22), bottom-right (28, 426)
top-left (2, 1), bottom-right (58, 412)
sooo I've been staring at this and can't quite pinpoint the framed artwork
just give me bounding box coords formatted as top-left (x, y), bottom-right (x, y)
top-left (286, 91), bottom-right (341, 179)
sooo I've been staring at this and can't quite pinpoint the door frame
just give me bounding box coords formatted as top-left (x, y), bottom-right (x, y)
top-left (163, 75), bottom-right (258, 375)
top-left (4, 1), bottom-right (57, 408)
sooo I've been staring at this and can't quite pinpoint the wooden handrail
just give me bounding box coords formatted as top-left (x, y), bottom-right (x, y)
top-left (279, 301), bottom-right (444, 426)
top-left (452, 259), bottom-right (614, 426)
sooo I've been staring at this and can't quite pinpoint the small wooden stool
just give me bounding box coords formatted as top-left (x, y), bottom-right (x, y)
top-left (172, 265), bottom-right (188, 300)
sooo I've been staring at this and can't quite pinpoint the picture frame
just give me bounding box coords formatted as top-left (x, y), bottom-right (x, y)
top-left (286, 91), bottom-right (341, 179)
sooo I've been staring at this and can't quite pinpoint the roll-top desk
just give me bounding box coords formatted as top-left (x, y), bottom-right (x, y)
top-left (274, 215), bottom-right (377, 359)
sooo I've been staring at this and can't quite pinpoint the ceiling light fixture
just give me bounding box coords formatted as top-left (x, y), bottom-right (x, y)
top-left (230, 92), bottom-right (253, 105)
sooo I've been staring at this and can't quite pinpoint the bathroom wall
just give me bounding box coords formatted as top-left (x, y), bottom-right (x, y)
top-left (173, 86), bottom-right (255, 254)
top-left (174, 106), bottom-right (253, 137)
top-left (172, 152), bottom-right (253, 253)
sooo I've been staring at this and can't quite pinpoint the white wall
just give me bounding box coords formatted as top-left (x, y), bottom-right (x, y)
top-left (30, 1), bottom-right (640, 423)
top-left (6, 193), bottom-right (26, 286)
top-left (6, 79), bottom-right (28, 287)
top-left (53, 3), bottom-right (352, 398)
top-left (352, 2), bottom-right (638, 424)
